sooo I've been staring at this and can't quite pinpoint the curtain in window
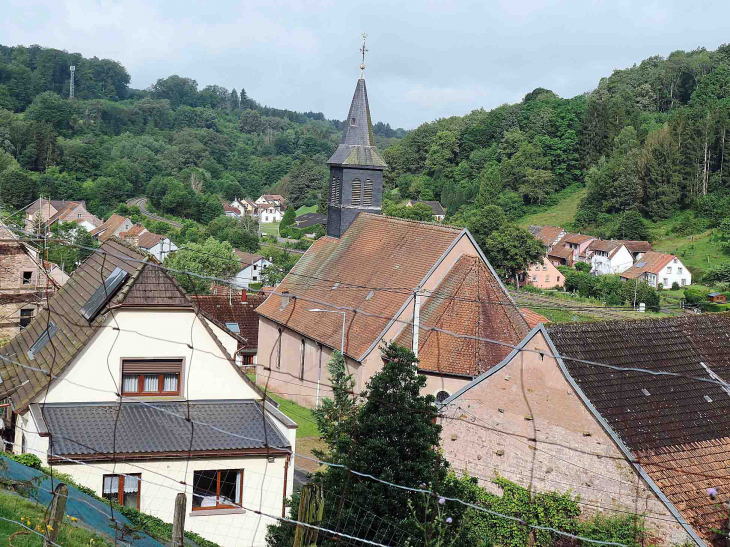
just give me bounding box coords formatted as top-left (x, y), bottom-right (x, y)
top-left (103, 476), bottom-right (119, 494)
top-left (122, 375), bottom-right (138, 393)
top-left (163, 374), bottom-right (178, 392)
top-left (124, 475), bottom-right (139, 493)
top-left (143, 375), bottom-right (159, 392)
top-left (235, 471), bottom-right (242, 504)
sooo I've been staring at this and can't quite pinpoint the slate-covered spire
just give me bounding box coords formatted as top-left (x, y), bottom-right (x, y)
top-left (327, 78), bottom-right (387, 169)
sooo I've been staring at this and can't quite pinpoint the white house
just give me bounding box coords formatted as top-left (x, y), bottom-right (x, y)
top-left (231, 198), bottom-right (256, 216)
top-left (136, 232), bottom-right (178, 262)
top-left (233, 250), bottom-right (272, 288)
top-left (3, 238), bottom-right (296, 547)
top-left (258, 205), bottom-right (284, 223)
top-left (620, 251), bottom-right (691, 289)
top-left (587, 240), bottom-right (634, 275)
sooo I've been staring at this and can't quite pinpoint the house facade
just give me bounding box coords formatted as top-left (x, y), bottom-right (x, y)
top-left (24, 199), bottom-right (101, 232)
top-left (137, 232), bottom-right (178, 262)
top-left (258, 205), bottom-right (284, 223)
top-left (90, 214), bottom-right (135, 242)
top-left (620, 251), bottom-right (691, 289)
top-left (231, 198), bottom-right (257, 216)
top-left (522, 257), bottom-right (564, 289)
top-left (440, 315), bottom-right (730, 546)
top-left (0, 224), bottom-right (65, 341)
top-left (2, 239), bottom-right (296, 547)
top-left (256, 74), bottom-right (528, 408)
top-left (588, 241), bottom-right (634, 275)
top-left (233, 251), bottom-right (271, 289)
top-left (406, 200), bottom-right (446, 221)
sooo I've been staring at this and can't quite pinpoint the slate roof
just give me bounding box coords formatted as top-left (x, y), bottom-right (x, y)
top-left (257, 214), bottom-right (467, 360)
top-left (394, 255), bottom-right (528, 377)
top-left (327, 79), bottom-right (387, 169)
top-left (295, 213), bottom-right (328, 230)
top-left (136, 232), bottom-right (165, 249)
top-left (0, 238), bottom-right (263, 410)
top-left (620, 251), bottom-right (677, 279)
top-left (547, 314), bottom-right (730, 452)
top-left (192, 294), bottom-right (267, 351)
top-left (40, 400), bottom-right (291, 460)
top-left (415, 201), bottom-right (446, 216)
top-left (530, 226), bottom-right (564, 246)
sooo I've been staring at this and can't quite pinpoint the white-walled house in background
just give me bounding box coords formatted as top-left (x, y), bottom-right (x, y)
top-left (2, 239), bottom-right (296, 547)
top-left (588, 241), bottom-right (634, 275)
top-left (233, 251), bottom-right (272, 289)
top-left (620, 251), bottom-right (692, 289)
top-left (136, 232), bottom-right (178, 262)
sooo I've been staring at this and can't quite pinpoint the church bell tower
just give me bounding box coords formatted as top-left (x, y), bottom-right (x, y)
top-left (326, 34), bottom-right (387, 238)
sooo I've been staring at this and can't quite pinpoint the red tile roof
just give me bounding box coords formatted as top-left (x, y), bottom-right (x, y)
top-left (547, 245), bottom-right (573, 260)
top-left (137, 232), bottom-right (165, 249)
top-left (636, 438), bottom-right (730, 543)
top-left (393, 255), bottom-right (529, 376)
top-left (520, 308), bottom-right (548, 328)
top-left (256, 213), bottom-right (467, 360)
top-left (530, 226), bottom-right (564, 246)
top-left (560, 232), bottom-right (595, 245)
top-left (587, 239), bottom-right (622, 253)
top-left (234, 250), bottom-right (265, 266)
top-left (620, 251), bottom-right (676, 279)
top-left (193, 294), bottom-right (267, 350)
top-left (616, 240), bottom-right (653, 253)
top-left (90, 214), bottom-right (130, 241)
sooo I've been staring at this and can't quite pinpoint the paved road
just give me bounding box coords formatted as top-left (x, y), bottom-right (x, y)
top-left (127, 197), bottom-right (183, 228)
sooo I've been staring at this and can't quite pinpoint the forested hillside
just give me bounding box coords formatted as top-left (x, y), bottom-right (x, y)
top-left (383, 45), bottom-right (730, 243)
top-left (0, 43), bottom-right (403, 224)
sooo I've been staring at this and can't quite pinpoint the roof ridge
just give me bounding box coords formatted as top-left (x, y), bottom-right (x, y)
top-left (361, 213), bottom-right (462, 232)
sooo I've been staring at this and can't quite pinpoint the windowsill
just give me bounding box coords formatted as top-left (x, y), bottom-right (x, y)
top-left (190, 508), bottom-right (245, 516)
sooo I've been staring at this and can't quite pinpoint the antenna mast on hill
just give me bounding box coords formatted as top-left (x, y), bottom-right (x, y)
top-left (69, 66), bottom-right (75, 99)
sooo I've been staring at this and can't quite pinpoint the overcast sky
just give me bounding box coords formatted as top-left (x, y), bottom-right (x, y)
top-left (4, 0), bottom-right (730, 128)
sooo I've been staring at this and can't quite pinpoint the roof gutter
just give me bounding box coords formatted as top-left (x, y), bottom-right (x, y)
top-left (540, 325), bottom-right (706, 547)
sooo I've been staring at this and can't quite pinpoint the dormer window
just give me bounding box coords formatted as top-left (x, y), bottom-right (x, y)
top-left (121, 359), bottom-right (182, 396)
top-left (350, 118), bottom-right (356, 126)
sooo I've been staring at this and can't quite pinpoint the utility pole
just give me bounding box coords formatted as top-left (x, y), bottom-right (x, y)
top-left (69, 66), bottom-right (75, 99)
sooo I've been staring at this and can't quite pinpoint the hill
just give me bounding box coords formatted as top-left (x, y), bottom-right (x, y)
top-left (0, 43), bottom-right (403, 224)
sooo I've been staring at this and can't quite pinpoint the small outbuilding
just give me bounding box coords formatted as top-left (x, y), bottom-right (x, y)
top-left (707, 292), bottom-right (727, 304)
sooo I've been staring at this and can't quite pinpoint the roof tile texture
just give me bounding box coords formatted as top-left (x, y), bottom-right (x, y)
top-left (394, 255), bottom-right (529, 376)
top-left (193, 294), bottom-right (267, 350)
top-left (620, 251), bottom-right (677, 279)
top-left (257, 213), bottom-right (464, 359)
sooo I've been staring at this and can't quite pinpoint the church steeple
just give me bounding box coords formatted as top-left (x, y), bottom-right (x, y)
top-left (326, 35), bottom-right (387, 238)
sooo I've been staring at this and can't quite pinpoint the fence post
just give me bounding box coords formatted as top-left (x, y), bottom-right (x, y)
top-left (293, 483), bottom-right (324, 547)
top-left (43, 483), bottom-right (67, 547)
top-left (171, 492), bottom-right (186, 547)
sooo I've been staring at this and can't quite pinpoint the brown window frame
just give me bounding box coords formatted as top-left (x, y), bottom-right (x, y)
top-left (121, 359), bottom-right (183, 397)
top-left (102, 473), bottom-right (141, 510)
top-left (192, 469), bottom-right (244, 511)
top-left (241, 354), bottom-right (254, 366)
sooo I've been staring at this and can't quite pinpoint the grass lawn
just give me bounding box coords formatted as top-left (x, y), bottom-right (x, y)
top-left (531, 307), bottom-right (595, 323)
top-left (295, 205), bottom-right (317, 217)
top-left (0, 489), bottom-right (112, 547)
top-left (651, 229), bottom-right (729, 280)
top-left (260, 222), bottom-right (280, 237)
top-left (518, 186), bottom-right (587, 228)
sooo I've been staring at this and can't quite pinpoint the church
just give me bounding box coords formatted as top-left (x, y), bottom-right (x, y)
top-left (255, 62), bottom-right (529, 408)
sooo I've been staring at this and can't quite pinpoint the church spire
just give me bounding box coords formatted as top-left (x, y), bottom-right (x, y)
top-left (359, 33), bottom-right (368, 79)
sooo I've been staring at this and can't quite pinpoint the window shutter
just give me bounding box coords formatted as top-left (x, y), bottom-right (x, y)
top-left (363, 180), bottom-right (373, 206)
top-left (351, 179), bottom-right (362, 206)
top-left (122, 360), bottom-right (182, 374)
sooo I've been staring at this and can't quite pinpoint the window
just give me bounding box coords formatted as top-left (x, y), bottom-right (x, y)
top-left (557, 276), bottom-right (561, 283)
top-left (666, 267), bottom-right (672, 274)
top-left (77, 213), bottom-right (82, 218)
top-left (681, 278), bottom-right (687, 286)
top-left (300, 339), bottom-right (306, 381)
top-left (363, 179), bottom-right (373, 206)
top-left (673, 258), bottom-right (678, 263)
top-left (103, 474), bottom-right (141, 509)
top-left (330, 176), bottom-right (340, 205)
top-left (27, 320), bottom-right (59, 360)
top-left (545, 276), bottom-right (550, 282)
top-left (350, 118), bottom-right (356, 126)
top-left (225, 322), bottom-right (240, 333)
top-left (678, 267), bottom-right (683, 274)
top-left (22, 271), bottom-right (32, 285)
top-left (253, 265), bottom-right (258, 271)
top-left (351, 179), bottom-right (362, 206)
top-left (19, 309), bottom-right (33, 329)
top-left (193, 469), bottom-right (242, 510)
top-left (121, 360), bottom-right (182, 396)
top-left (663, 278), bottom-right (668, 286)
top-left (531, 276), bottom-right (537, 282)
top-left (241, 354), bottom-right (254, 366)
top-left (435, 391), bottom-right (450, 403)
top-left (542, 265), bottom-right (547, 271)
top-left (252, 276), bottom-right (258, 281)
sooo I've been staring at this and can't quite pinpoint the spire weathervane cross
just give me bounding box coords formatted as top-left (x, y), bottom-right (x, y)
top-left (360, 33), bottom-right (368, 78)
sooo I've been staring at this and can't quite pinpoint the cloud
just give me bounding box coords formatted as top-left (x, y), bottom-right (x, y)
top-left (3, 0), bottom-right (730, 128)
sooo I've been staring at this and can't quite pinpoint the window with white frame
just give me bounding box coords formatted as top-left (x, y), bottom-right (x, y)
top-left (678, 267), bottom-right (683, 274)
top-left (666, 267), bottom-right (672, 274)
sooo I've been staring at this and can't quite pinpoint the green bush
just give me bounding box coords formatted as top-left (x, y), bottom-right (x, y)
top-left (574, 262), bottom-right (591, 273)
top-left (684, 286), bottom-right (710, 305)
top-left (9, 453), bottom-right (43, 469)
top-left (671, 281), bottom-right (680, 291)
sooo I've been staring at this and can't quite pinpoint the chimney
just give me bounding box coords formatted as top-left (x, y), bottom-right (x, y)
top-left (241, 289), bottom-right (247, 303)
top-left (280, 290), bottom-right (290, 310)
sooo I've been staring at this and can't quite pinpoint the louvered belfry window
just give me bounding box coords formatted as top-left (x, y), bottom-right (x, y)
top-left (363, 179), bottom-right (373, 206)
top-left (351, 179), bottom-right (362, 206)
top-left (330, 176), bottom-right (340, 205)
